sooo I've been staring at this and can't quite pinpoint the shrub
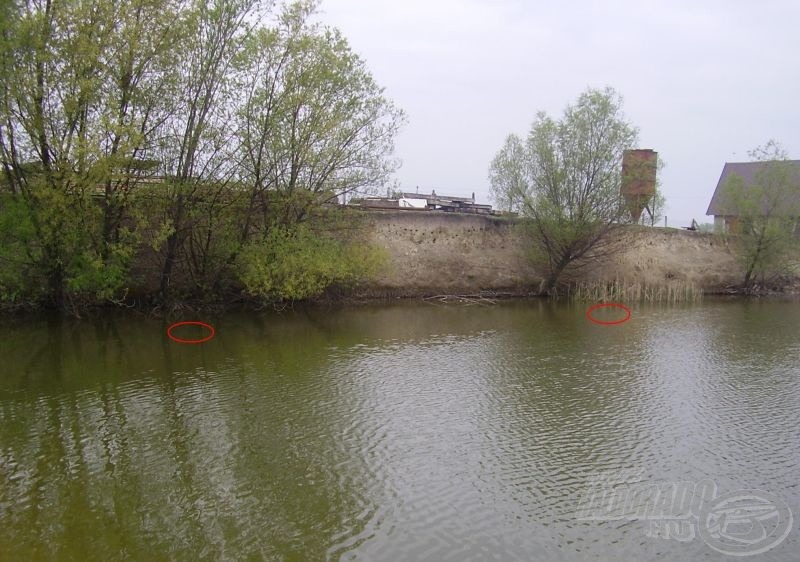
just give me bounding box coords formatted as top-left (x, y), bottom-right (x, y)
top-left (238, 224), bottom-right (384, 301)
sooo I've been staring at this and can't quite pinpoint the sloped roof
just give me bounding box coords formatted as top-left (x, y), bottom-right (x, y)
top-left (706, 160), bottom-right (800, 216)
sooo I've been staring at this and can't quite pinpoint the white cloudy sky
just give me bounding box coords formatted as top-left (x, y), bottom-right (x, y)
top-left (316, 0), bottom-right (799, 227)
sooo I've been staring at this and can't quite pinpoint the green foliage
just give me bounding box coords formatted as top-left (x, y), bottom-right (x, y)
top-left (66, 243), bottom-right (133, 301)
top-left (238, 224), bottom-right (384, 301)
top-left (631, 157), bottom-right (666, 226)
top-left (721, 141), bottom-right (799, 288)
top-left (0, 0), bottom-right (402, 310)
top-left (235, 1), bottom-right (405, 225)
top-left (0, 194), bottom-right (41, 304)
top-left (487, 134), bottom-right (528, 213)
top-left (183, 184), bottom-right (250, 296)
top-left (0, 180), bottom-right (136, 307)
top-left (489, 87), bottom-right (639, 294)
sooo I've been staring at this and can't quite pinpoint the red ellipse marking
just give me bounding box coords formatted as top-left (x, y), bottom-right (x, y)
top-left (586, 303), bottom-right (631, 326)
top-left (167, 321), bottom-right (216, 344)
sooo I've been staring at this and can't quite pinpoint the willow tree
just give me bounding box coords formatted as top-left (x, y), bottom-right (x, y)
top-left (0, 0), bottom-right (403, 308)
top-left (231, 1), bottom-right (404, 301)
top-left (721, 141), bottom-right (800, 289)
top-left (489, 87), bottom-right (638, 294)
top-left (235, 0), bottom-right (404, 229)
top-left (0, 0), bottom-right (186, 307)
top-left (154, 0), bottom-right (259, 299)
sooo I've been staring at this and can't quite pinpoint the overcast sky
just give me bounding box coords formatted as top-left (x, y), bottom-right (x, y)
top-left (315, 0), bottom-right (800, 227)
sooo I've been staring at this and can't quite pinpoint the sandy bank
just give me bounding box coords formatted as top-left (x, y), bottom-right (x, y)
top-left (356, 211), bottom-right (744, 297)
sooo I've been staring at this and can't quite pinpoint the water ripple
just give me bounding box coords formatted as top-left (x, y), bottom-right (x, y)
top-left (0, 302), bottom-right (799, 560)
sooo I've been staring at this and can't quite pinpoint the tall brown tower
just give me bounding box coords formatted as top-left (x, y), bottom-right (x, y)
top-left (621, 149), bottom-right (658, 223)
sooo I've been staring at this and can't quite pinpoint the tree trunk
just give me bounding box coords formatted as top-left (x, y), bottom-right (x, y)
top-left (743, 267), bottom-right (754, 289)
top-left (743, 229), bottom-right (765, 289)
top-left (540, 258), bottom-right (569, 296)
top-left (159, 194), bottom-right (184, 300)
top-left (48, 257), bottom-right (64, 309)
top-left (159, 233), bottom-right (178, 300)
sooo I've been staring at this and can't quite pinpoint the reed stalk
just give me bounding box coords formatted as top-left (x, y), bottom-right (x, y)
top-left (567, 277), bottom-right (702, 303)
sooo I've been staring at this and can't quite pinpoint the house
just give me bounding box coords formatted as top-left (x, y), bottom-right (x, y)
top-left (706, 160), bottom-right (800, 233)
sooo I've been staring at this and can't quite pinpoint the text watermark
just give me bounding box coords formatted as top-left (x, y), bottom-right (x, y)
top-left (576, 469), bottom-right (793, 556)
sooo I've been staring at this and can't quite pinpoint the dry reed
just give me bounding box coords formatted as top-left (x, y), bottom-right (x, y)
top-left (568, 278), bottom-right (702, 303)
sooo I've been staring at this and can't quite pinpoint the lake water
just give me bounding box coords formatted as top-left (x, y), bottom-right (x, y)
top-left (0, 300), bottom-right (798, 561)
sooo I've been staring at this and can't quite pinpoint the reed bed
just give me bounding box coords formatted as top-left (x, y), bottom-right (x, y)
top-left (568, 278), bottom-right (702, 303)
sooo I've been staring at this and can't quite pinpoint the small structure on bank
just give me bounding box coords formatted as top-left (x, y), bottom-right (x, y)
top-left (706, 160), bottom-right (800, 233)
top-left (359, 190), bottom-right (496, 215)
top-left (621, 149), bottom-right (658, 223)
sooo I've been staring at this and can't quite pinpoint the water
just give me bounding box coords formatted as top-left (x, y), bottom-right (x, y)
top-left (0, 300), bottom-right (798, 561)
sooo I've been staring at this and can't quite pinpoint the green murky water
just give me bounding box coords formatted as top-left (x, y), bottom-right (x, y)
top-left (1, 300), bottom-right (798, 561)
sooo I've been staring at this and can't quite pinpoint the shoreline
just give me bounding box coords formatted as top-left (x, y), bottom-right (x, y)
top-left (3, 214), bottom-right (798, 316)
top-left (3, 288), bottom-right (800, 319)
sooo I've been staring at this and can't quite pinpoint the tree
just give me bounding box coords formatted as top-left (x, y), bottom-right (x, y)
top-left (489, 87), bottom-right (639, 294)
top-left (648, 188), bottom-right (666, 226)
top-left (234, 0), bottom-right (405, 229)
top-left (154, 0), bottom-right (405, 300)
top-left (721, 141), bottom-right (799, 289)
top-left (0, 0), bottom-right (402, 309)
top-left (226, 1), bottom-right (404, 300)
top-left (155, 0), bottom-right (258, 300)
top-left (487, 134), bottom-right (528, 213)
top-left (0, 0), bottom-right (185, 308)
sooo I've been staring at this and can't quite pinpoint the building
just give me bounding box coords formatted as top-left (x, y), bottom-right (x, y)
top-left (706, 160), bottom-right (800, 233)
top-left (359, 190), bottom-right (496, 215)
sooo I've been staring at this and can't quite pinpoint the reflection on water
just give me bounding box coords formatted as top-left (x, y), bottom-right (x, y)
top-left (0, 300), bottom-right (799, 560)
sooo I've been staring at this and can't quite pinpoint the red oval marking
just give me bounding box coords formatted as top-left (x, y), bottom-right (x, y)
top-left (167, 321), bottom-right (216, 344)
top-left (586, 303), bottom-right (631, 326)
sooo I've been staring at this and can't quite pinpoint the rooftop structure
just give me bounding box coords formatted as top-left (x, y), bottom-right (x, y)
top-left (359, 190), bottom-right (497, 215)
top-left (706, 160), bottom-right (800, 232)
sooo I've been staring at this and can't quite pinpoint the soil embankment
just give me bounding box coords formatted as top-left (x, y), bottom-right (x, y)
top-left (357, 211), bottom-right (742, 297)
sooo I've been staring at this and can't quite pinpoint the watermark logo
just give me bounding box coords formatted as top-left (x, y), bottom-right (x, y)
top-left (698, 490), bottom-right (793, 556)
top-left (576, 469), bottom-right (793, 556)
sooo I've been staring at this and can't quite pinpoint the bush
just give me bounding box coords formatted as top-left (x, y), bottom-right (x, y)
top-left (237, 224), bottom-right (384, 301)
top-left (0, 185), bottom-right (138, 308)
top-left (0, 193), bottom-right (42, 304)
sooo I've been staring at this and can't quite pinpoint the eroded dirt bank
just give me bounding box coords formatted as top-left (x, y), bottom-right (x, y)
top-left (357, 211), bottom-right (743, 297)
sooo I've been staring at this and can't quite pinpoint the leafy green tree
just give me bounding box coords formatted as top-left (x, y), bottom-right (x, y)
top-left (721, 141), bottom-right (799, 289)
top-left (155, 0), bottom-right (258, 299)
top-left (646, 188), bottom-right (666, 226)
top-left (235, 0), bottom-right (405, 229)
top-left (155, 0), bottom-right (404, 300)
top-left (489, 87), bottom-right (638, 294)
top-left (487, 134), bottom-right (529, 213)
top-left (0, 0), bottom-right (400, 309)
top-left (0, 0), bottom-right (188, 307)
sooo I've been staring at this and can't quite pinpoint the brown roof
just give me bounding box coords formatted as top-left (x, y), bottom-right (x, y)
top-left (706, 160), bottom-right (800, 216)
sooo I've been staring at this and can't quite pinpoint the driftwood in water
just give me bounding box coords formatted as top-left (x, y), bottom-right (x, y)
top-left (423, 293), bottom-right (501, 306)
